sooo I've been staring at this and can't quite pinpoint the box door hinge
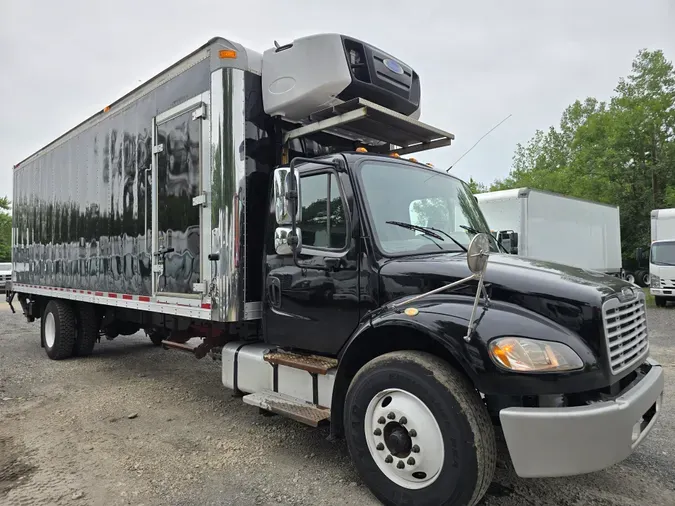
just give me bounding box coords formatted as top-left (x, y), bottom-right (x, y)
top-left (192, 105), bottom-right (207, 121)
top-left (152, 144), bottom-right (164, 154)
top-left (152, 264), bottom-right (163, 273)
top-left (192, 192), bottom-right (207, 207)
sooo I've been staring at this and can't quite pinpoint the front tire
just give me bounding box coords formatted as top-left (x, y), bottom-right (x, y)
top-left (344, 351), bottom-right (495, 506)
top-left (41, 300), bottom-right (76, 360)
top-left (655, 296), bottom-right (667, 308)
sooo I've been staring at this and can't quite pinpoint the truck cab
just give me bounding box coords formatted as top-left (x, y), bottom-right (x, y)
top-left (649, 208), bottom-right (675, 307)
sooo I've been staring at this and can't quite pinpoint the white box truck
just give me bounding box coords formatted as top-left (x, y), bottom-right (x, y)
top-left (649, 208), bottom-right (675, 307)
top-left (475, 188), bottom-right (623, 276)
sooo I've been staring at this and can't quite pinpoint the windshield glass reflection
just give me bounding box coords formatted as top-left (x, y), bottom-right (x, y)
top-left (358, 160), bottom-right (498, 256)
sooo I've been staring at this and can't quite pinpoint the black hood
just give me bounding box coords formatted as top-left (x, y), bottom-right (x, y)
top-left (379, 252), bottom-right (633, 357)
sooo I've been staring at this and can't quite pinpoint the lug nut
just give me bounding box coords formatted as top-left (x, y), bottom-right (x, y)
top-left (385, 455), bottom-right (393, 464)
top-left (378, 416), bottom-right (386, 424)
top-left (387, 412), bottom-right (396, 420)
top-left (412, 444), bottom-right (420, 453)
top-left (407, 457), bottom-right (415, 465)
top-left (373, 428), bottom-right (382, 436)
top-left (397, 460), bottom-right (405, 469)
top-left (399, 416), bottom-right (407, 425)
top-left (409, 429), bottom-right (417, 437)
top-left (376, 443), bottom-right (384, 451)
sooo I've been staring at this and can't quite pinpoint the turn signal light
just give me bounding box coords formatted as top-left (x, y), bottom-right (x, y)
top-left (219, 49), bottom-right (237, 59)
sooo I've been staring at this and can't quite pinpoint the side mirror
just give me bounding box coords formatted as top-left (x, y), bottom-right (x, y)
top-left (273, 168), bottom-right (301, 225)
top-left (509, 231), bottom-right (519, 255)
top-left (275, 227), bottom-right (302, 255)
top-left (467, 233), bottom-right (491, 274)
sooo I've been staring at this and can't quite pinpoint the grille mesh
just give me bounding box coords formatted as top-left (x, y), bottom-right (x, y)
top-left (602, 293), bottom-right (649, 375)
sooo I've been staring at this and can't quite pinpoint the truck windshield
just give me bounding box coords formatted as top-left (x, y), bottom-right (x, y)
top-left (0, 263), bottom-right (10, 271)
top-left (357, 160), bottom-right (497, 255)
top-left (651, 241), bottom-right (675, 266)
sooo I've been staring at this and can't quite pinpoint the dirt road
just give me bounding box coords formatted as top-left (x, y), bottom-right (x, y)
top-left (1, 302), bottom-right (674, 506)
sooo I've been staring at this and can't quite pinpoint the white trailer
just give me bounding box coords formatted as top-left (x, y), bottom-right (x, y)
top-left (649, 208), bottom-right (675, 307)
top-left (475, 188), bottom-right (623, 275)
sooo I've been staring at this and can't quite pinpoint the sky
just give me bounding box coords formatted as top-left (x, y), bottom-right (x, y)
top-left (1, 0), bottom-right (674, 200)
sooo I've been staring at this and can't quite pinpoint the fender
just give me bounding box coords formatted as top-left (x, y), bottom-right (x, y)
top-left (329, 294), bottom-right (601, 438)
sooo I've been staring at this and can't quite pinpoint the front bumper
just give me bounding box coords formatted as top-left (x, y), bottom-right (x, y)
top-left (499, 358), bottom-right (664, 478)
top-left (651, 288), bottom-right (675, 297)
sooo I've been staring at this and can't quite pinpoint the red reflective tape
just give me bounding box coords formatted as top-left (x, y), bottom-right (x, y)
top-left (122, 294), bottom-right (132, 300)
top-left (138, 296), bottom-right (150, 302)
top-left (95, 292), bottom-right (103, 297)
top-left (201, 303), bottom-right (211, 309)
top-left (87, 291), bottom-right (92, 295)
top-left (108, 293), bottom-right (117, 298)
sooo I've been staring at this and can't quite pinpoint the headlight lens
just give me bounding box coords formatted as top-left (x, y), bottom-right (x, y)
top-left (489, 337), bottom-right (584, 372)
top-left (651, 274), bottom-right (660, 288)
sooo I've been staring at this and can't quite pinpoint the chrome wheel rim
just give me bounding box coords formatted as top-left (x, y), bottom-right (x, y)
top-left (44, 312), bottom-right (56, 349)
top-left (364, 388), bottom-right (444, 489)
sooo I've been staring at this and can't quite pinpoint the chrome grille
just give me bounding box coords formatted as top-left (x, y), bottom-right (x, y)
top-left (661, 278), bottom-right (675, 289)
top-left (602, 292), bottom-right (649, 375)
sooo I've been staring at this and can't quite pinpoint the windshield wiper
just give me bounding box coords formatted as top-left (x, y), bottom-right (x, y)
top-left (386, 221), bottom-right (444, 250)
top-left (459, 225), bottom-right (508, 253)
top-left (386, 221), bottom-right (468, 252)
top-left (423, 226), bottom-right (468, 252)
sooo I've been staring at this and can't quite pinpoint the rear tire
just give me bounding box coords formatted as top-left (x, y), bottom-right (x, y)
top-left (41, 300), bottom-right (76, 360)
top-left (655, 296), bottom-right (667, 308)
top-left (635, 270), bottom-right (647, 287)
top-left (344, 351), bottom-right (495, 506)
top-left (148, 329), bottom-right (168, 346)
top-left (624, 272), bottom-right (635, 284)
top-left (73, 304), bottom-right (99, 356)
top-left (642, 271), bottom-right (651, 287)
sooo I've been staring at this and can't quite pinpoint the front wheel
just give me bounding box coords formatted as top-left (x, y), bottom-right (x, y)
top-left (624, 272), bottom-right (635, 284)
top-left (344, 351), bottom-right (495, 506)
top-left (655, 296), bottom-right (667, 308)
top-left (641, 271), bottom-right (651, 287)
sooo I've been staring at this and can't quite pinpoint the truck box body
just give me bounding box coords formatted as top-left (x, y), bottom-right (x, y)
top-left (475, 188), bottom-right (622, 274)
top-left (651, 208), bottom-right (675, 242)
top-left (10, 38), bottom-right (279, 323)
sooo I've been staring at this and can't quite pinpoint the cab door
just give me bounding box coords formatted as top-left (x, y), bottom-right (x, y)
top-left (151, 92), bottom-right (210, 297)
top-left (264, 162), bottom-right (361, 355)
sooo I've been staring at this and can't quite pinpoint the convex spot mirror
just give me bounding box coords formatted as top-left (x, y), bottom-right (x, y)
top-left (467, 233), bottom-right (491, 274)
top-left (275, 227), bottom-right (302, 256)
top-left (273, 167), bottom-right (302, 225)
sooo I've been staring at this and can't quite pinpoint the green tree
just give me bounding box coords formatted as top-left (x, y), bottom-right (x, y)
top-left (0, 196), bottom-right (11, 262)
top-left (483, 49), bottom-right (675, 262)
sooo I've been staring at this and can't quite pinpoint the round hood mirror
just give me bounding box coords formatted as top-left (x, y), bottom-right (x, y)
top-left (467, 233), bottom-right (491, 274)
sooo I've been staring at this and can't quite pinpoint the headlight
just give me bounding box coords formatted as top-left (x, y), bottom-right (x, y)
top-left (651, 274), bottom-right (660, 288)
top-left (488, 337), bottom-right (584, 372)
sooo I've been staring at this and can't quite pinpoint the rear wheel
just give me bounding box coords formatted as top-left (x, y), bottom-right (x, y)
top-left (624, 272), bottom-right (635, 284)
top-left (655, 296), bottom-right (667, 308)
top-left (344, 351), bottom-right (495, 506)
top-left (635, 270), bottom-right (647, 287)
top-left (41, 300), bottom-right (76, 360)
top-left (73, 304), bottom-right (99, 356)
top-left (642, 271), bottom-right (651, 287)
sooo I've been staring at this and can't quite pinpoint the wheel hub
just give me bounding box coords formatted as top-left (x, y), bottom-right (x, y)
top-left (384, 422), bottom-right (412, 458)
top-left (364, 388), bottom-right (445, 490)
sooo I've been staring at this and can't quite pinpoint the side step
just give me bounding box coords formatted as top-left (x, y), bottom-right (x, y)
top-left (243, 391), bottom-right (331, 427)
top-left (264, 351), bottom-right (338, 374)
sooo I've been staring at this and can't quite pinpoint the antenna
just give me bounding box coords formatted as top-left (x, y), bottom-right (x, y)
top-left (446, 114), bottom-right (512, 172)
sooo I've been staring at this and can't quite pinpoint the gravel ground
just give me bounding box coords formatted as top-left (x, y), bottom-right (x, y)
top-left (1, 302), bottom-right (674, 506)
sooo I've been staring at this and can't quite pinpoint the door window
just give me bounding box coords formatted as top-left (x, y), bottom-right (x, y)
top-left (299, 173), bottom-right (347, 250)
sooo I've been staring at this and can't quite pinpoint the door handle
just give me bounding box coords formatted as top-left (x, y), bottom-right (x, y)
top-left (267, 276), bottom-right (282, 308)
